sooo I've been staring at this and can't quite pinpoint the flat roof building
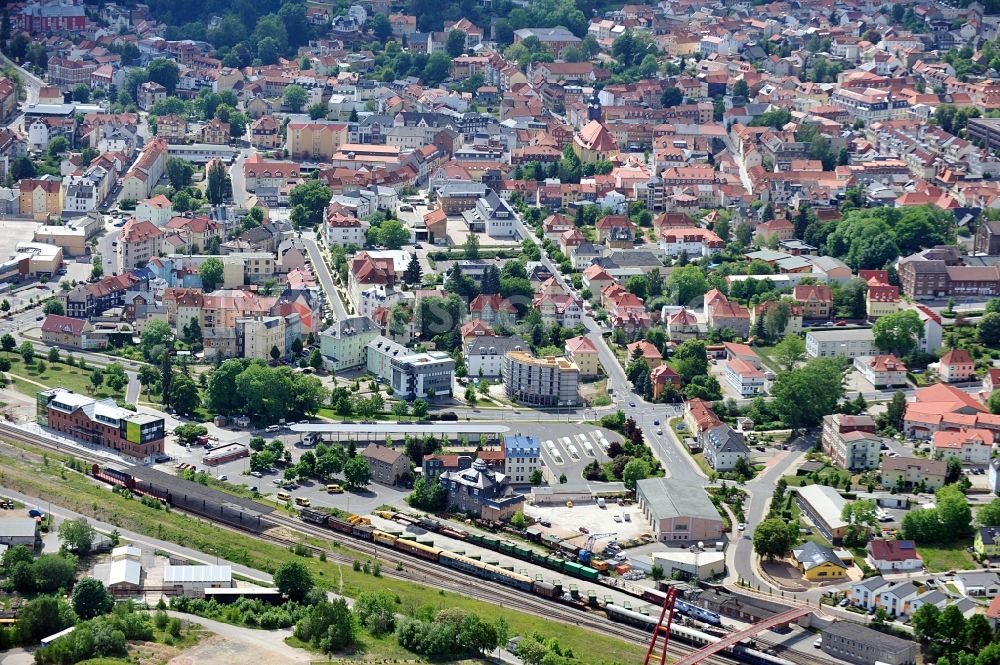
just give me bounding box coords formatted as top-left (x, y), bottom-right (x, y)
top-left (820, 621), bottom-right (917, 665)
top-left (806, 328), bottom-right (876, 358)
top-left (502, 351), bottom-right (580, 407)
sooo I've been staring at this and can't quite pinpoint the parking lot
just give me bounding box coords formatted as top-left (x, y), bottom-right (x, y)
top-left (523, 501), bottom-right (647, 551)
top-left (532, 424), bottom-right (623, 488)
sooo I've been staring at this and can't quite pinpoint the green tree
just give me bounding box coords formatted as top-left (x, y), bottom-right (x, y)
top-left (0, 333), bottom-right (14, 353)
top-left (199, 257), bottom-right (225, 291)
top-left (283, 84), bottom-right (308, 112)
top-left (33, 553), bottom-right (76, 592)
top-left (206, 160), bottom-right (230, 205)
top-left (771, 358), bottom-right (844, 427)
top-left (771, 334), bottom-right (805, 374)
top-left (147, 58), bottom-right (180, 93)
top-left (911, 603), bottom-right (940, 643)
top-left (89, 368), bottom-right (104, 393)
top-left (666, 265), bottom-right (708, 306)
top-left (978, 312), bottom-right (1000, 346)
top-left (674, 339), bottom-right (709, 383)
top-left (622, 458), bottom-right (650, 491)
top-left (166, 157), bottom-right (194, 190)
top-left (43, 299), bottom-right (64, 316)
top-left (403, 254), bottom-right (422, 285)
top-left (412, 399), bottom-right (428, 418)
top-left (17, 595), bottom-right (75, 644)
top-left (72, 577), bottom-right (114, 619)
top-left (988, 389), bottom-right (1000, 415)
top-left (344, 456), bottom-right (371, 488)
top-left (309, 348), bottom-right (324, 371)
top-left (752, 517), bottom-right (793, 559)
top-left (370, 13), bottom-right (392, 41)
top-left (274, 560), bottom-right (314, 601)
top-left (872, 310), bottom-right (924, 356)
top-left (369, 219), bottom-right (410, 249)
top-left (447, 30), bottom-right (467, 58)
top-left (422, 52), bottom-right (452, 87)
top-left (170, 374), bottom-right (201, 417)
top-left (58, 517), bottom-right (95, 554)
top-left (289, 180), bottom-right (332, 229)
top-left (72, 83), bottom-right (91, 102)
top-left (18, 341), bottom-right (33, 364)
top-left (140, 320), bottom-right (172, 361)
top-left (464, 233), bottom-right (480, 259)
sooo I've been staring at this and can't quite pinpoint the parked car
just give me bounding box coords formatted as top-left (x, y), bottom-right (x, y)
top-left (838, 598), bottom-right (849, 607)
top-left (813, 638), bottom-right (822, 648)
top-left (628, 401), bottom-right (636, 408)
top-left (738, 522), bottom-right (746, 531)
top-left (249, 471), bottom-right (263, 478)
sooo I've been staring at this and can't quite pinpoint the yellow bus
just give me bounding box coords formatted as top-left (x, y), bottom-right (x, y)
top-left (295, 496), bottom-right (311, 507)
top-left (326, 484), bottom-right (344, 493)
top-left (276, 491), bottom-right (291, 502)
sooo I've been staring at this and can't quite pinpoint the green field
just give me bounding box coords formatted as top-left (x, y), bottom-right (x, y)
top-left (917, 540), bottom-right (977, 572)
top-left (4, 354), bottom-right (126, 401)
top-left (0, 438), bottom-right (646, 664)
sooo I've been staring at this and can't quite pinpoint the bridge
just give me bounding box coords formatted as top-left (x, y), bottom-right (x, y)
top-left (671, 606), bottom-right (813, 665)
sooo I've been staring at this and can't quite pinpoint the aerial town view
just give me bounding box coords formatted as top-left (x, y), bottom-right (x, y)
top-left (4, 0), bottom-right (1000, 664)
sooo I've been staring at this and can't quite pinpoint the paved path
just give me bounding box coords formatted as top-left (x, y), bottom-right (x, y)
top-left (126, 370), bottom-right (141, 406)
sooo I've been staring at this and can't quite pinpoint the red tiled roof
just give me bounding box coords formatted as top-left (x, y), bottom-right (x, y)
top-left (867, 539), bottom-right (921, 563)
top-left (41, 314), bottom-right (86, 335)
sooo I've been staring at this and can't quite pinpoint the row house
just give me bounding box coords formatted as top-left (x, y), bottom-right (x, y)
top-left (121, 138), bottom-right (167, 201)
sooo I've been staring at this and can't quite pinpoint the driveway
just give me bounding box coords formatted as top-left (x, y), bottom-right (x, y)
top-left (167, 612), bottom-right (311, 664)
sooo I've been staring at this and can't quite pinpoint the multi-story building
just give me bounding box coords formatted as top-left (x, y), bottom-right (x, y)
top-left (658, 227), bottom-right (725, 258)
top-left (361, 444), bottom-right (408, 486)
top-left (702, 423), bottom-right (750, 472)
top-left (242, 154), bottom-right (302, 192)
top-left (326, 206), bottom-right (367, 247)
top-left (0, 77), bottom-right (17, 122)
top-left (156, 114), bottom-right (187, 144)
top-left (460, 190), bottom-right (516, 238)
top-left (866, 281), bottom-right (900, 319)
top-left (439, 458), bottom-right (523, 520)
top-left (465, 335), bottom-right (529, 378)
top-left (286, 122), bottom-right (348, 161)
top-left (723, 359), bottom-right (765, 398)
top-left (117, 219), bottom-right (163, 271)
top-left (904, 383), bottom-right (1000, 440)
top-left (502, 351), bottom-right (580, 407)
top-left (830, 88), bottom-right (910, 122)
top-left (468, 293), bottom-right (516, 327)
top-left (250, 115), bottom-right (282, 150)
top-left (936, 348), bottom-right (975, 383)
top-left (121, 138), bottom-right (167, 201)
top-left (564, 335), bottom-right (600, 378)
top-left (390, 351), bottom-right (455, 400)
top-left (854, 355), bottom-right (907, 388)
top-left (138, 82), bottom-right (167, 111)
top-left (19, 175), bottom-right (63, 221)
top-left (793, 284), bottom-right (833, 319)
top-left (503, 434), bottom-right (540, 485)
top-left (237, 316), bottom-right (286, 360)
top-left (805, 328), bottom-right (876, 358)
top-left (822, 414), bottom-right (880, 471)
top-left (319, 316), bottom-right (380, 371)
top-left (933, 428), bottom-right (993, 465)
top-left (37, 388), bottom-right (165, 461)
top-left (975, 219), bottom-right (1000, 256)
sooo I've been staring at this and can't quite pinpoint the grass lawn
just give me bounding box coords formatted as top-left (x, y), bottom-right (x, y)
top-left (752, 344), bottom-right (782, 374)
top-left (4, 354), bottom-right (127, 401)
top-left (0, 438), bottom-right (645, 664)
top-left (918, 540), bottom-right (977, 572)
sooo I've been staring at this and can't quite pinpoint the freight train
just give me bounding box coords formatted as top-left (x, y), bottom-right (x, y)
top-left (605, 604), bottom-right (796, 665)
top-left (300, 507), bottom-right (591, 603)
top-left (394, 514), bottom-right (605, 582)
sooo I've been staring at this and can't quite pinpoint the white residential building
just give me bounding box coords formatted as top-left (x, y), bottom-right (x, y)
top-left (805, 328), bottom-right (876, 358)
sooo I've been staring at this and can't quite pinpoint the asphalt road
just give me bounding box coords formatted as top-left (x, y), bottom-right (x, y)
top-left (514, 215), bottom-right (701, 481)
top-left (302, 231), bottom-right (347, 320)
top-left (230, 147), bottom-right (255, 208)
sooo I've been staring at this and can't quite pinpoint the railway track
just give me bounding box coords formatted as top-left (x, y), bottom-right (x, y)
top-left (0, 426), bottom-right (784, 665)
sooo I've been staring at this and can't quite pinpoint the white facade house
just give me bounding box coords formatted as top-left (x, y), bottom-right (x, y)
top-left (658, 227), bottom-right (725, 258)
top-left (366, 335), bottom-right (408, 382)
top-left (326, 214), bottom-right (368, 247)
top-left (464, 335), bottom-right (529, 378)
top-left (723, 358), bottom-right (765, 397)
top-left (504, 434), bottom-right (541, 485)
top-left (805, 328), bottom-right (876, 358)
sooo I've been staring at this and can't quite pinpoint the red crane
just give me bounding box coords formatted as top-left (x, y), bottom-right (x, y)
top-left (642, 586), bottom-right (679, 665)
